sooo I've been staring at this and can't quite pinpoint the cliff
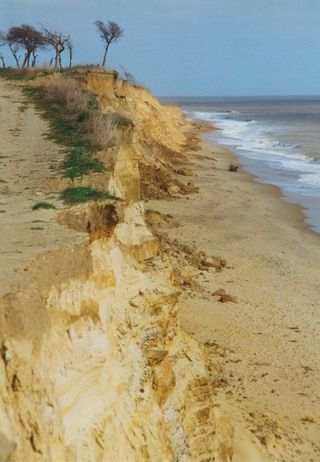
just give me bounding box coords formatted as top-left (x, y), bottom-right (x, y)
top-left (0, 70), bottom-right (264, 462)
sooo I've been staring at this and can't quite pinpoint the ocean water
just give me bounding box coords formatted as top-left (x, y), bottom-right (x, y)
top-left (164, 96), bottom-right (320, 233)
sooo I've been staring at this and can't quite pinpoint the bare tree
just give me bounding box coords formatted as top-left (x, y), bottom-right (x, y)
top-left (42, 25), bottom-right (70, 70)
top-left (118, 65), bottom-right (136, 85)
top-left (9, 43), bottom-right (21, 67)
top-left (95, 20), bottom-right (123, 67)
top-left (66, 38), bottom-right (73, 68)
top-left (0, 54), bottom-right (5, 68)
top-left (0, 31), bottom-right (20, 68)
top-left (6, 25), bottom-right (45, 68)
top-left (0, 32), bottom-right (6, 68)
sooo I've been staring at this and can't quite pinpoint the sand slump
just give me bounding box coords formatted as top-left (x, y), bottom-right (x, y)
top-left (0, 71), bottom-right (269, 462)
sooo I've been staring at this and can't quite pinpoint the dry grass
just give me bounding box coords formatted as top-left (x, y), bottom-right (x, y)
top-left (89, 111), bottom-right (118, 148)
top-left (39, 76), bottom-right (127, 149)
top-left (42, 77), bottom-right (91, 116)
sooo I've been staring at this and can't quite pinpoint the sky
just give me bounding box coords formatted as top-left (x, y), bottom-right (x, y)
top-left (1, 0), bottom-right (320, 96)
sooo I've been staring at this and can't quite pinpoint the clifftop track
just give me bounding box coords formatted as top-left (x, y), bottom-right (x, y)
top-left (0, 79), bottom-right (82, 293)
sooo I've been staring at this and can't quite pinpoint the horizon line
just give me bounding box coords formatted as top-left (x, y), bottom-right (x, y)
top-left (159, 94), bottom-right (320, 99)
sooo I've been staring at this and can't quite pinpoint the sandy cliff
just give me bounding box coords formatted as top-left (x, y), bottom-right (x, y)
top-left (0, 71), bottom-right (265, 462)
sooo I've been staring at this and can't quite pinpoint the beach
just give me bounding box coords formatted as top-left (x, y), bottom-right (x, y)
top-left (148, 137), bottom-right (320, 461)
top-left (1, 71), bottom-right (319, 461)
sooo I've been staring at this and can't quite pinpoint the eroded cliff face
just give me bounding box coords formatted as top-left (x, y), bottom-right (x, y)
top-left (0, 71), bottom-right (235, 462)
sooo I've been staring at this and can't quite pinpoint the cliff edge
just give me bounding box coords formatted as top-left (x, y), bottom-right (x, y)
top-left (0, 70), bottom-right (268, 462)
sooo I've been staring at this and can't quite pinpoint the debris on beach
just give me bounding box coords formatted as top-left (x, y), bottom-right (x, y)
top-left (228, 163), bottom-right (239, 172)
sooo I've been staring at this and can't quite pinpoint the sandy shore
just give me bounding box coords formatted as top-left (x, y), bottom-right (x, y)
top-left (149, 138), bottom-right (320, 461)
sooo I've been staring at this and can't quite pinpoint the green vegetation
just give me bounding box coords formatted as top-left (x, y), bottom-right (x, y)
top-left (2, 70), bottom-right (129, 207)
top-left (32, 201), bottom-right (56, 210)
top-left (23, 81), bottom-right (107, 180)
top-left (23, 85), bottom-right (97, 149)
top-left (0, 179), bottom-right (7, 183)
top-left (258, 436), bottom-right (267, 446)
top-left (61, 186), bottom-right (118, 204)
top-left (62, 146), bottom-right (105, 178)
top-left (0, 68), bottom-right (50, 81)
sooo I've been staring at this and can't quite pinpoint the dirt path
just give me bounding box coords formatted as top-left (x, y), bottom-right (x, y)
top-left (149, 141), bottom-right (320, 461)
top-left (0, 80), bottom-right (83, 293)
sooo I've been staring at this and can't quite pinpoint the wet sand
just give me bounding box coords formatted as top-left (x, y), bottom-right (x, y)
top-left (149, 139), bottom-right (320, 461)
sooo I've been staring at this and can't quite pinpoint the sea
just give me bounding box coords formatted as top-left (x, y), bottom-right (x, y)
top-left (163, 96), bottom-right (320, 234)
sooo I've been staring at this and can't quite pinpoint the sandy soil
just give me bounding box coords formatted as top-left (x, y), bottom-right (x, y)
top-left (0, 80), bottom-right (83, 293)
top-left (149, 140), bottom-right (320, 461)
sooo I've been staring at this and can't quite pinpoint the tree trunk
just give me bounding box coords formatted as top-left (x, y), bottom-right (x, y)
top-left (13, 54), bottom-right (20, 68)
top-left (0, 55), bottom-right (5, 68)
top-left (31, 52), bottom-right (37, 67)
top-left (68, 49), bottom-right (72, 68)
top-left (56, 44), bottom-right (65, 70)
top-left (54, 49), bottom-right (59, 69)
top-left (10, 47), bottom-right (20, 68)
top-left (102, 44), bottom-right (109, 67)
top-left (22, 52), bottom-right (28, 68)
top-left (57, 52), bottom-right (62, 70)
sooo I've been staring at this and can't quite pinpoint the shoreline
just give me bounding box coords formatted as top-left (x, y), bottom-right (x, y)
top-left (208, 133), bottom-right (318, 238)
top-left (198, 117), bottom-right (320, 239)
top-left (149, 134), bottom-right (320, 461)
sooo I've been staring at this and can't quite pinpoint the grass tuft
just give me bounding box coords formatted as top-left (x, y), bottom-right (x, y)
top-left (258, 436), bottom-right (267, 446)
top-left (61, 186), bottom-right (119, 205)
top-left (62, 146), bottom-right (105, 178)
top-left (32, 201), bottom-right (56, 211)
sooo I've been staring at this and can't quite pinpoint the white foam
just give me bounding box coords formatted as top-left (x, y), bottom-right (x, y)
top-left (191, 110), bottom-right (320, 193)
top-left (298, 174), bottom-right (320, 188)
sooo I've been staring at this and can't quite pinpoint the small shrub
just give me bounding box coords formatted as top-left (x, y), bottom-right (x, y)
top-left (43, 78), bottom-right (91, 116)
top-left (258, 436), bottom-right (267, 446)
top-left (89, 111), bottom-right (117, 148)
top-left (32, 201), bottom-right (56, 211)
top-left (111, 112), bottom-right (132, 128)
top-left (88, 111), bottom-right (132, 148)
top-left (61, 186), bottom-right (118, 204)
top-left (62, 146), bottom-right (105, 178)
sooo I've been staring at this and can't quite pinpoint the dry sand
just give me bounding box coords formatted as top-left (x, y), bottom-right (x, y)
top-left (0, 80), bottom-right (83, 293)
top-left (149, 139), bottom-right (320, 461)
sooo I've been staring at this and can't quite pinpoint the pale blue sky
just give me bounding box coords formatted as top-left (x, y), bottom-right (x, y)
top-left (1, 0), bottom-right (320, 96)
